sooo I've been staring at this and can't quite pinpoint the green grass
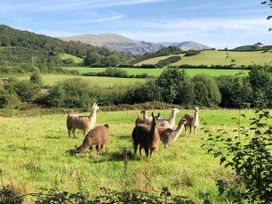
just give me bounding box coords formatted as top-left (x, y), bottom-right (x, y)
top-left (0, 74), bottom-right (146, 87)
top-left (63, 67), bottom-right (249, 77)
top-left (137, 50), bottom-right (272, 67)
top-left (0, 108), bottom-right (263, 203)
top-left (135, 55), bottom-right (178, 66)
top-left (59, 53), bottom-right (83, 63)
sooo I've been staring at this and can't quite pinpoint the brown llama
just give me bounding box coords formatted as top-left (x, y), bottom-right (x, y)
top-left (159, 118), bottom-right (187, 148)
top-left (132, 112), bottom-right (160, 157)
top-left (73, 124), bottom-right (109, 154)
top-left (67, 103), bottom-right (99, 138)
top-left (183, 105), bottom-right (200, 135)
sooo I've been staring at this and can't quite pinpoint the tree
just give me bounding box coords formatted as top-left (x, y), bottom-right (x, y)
top-left (83, 52), bottom-right (101, 66)
top-left (262, 0), bottom-right (272, 31)
top-left (157, 68), bottom-right (187, 103)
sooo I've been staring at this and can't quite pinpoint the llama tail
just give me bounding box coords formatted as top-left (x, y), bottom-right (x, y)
top-left (104, 124), bottom-right (110, 129)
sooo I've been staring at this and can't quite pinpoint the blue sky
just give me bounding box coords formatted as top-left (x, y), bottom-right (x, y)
top-left (0, 0), bottom-right (271, 48)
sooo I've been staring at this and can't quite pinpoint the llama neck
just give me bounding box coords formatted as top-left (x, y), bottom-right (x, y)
top-left (143, 111), bottom-right (148, 120)
top-left (171, 123), bottom-right (185, 142)
top-left (89, 109), bottom-right (97, 128)
top-left (169, 111), bottom-right (177, 125)
top-left (193, 110), bottom-right (199, 127)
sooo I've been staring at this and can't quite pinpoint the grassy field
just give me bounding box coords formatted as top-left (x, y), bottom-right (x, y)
top-left (137, 50), bottom-right (272, 67)
top-left (0, 74), bottom-right (146, 87)
top-left (59, 53), bottom-right (83, 63)
top-left (0, 108), bottom-right (261, 203)
top-left (135, 55), bottom-right (177, 66)
top-left (63, 67), bottom-right (249, 77)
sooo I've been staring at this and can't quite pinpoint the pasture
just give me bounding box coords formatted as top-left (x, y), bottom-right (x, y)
top-left (137, 50), bottom-right (272, 66)
top-left (63, 67), bottom-right (249, 77)
top-left (0, 74), bottom-right (146, 87)
top-left (0, 108), bottom-right (258, 203)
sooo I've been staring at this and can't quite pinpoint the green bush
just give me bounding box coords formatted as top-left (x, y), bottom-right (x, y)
top-left (216, 76), bottom-right (253, 108)
top-left (192, 74), bottom-right (221, 107)
top-left (155, 56), bottom-right (181, 67)
top-left (204, 110), bottom-right (272, 203)
top-left (157, 68), bottom-right (187, 103)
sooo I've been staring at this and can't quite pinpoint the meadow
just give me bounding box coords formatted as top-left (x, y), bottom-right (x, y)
top-left (63, 67), bottom-right (249, 77)
top-left (0, 74), bottom-right (146, 87)
top-left (137, 50), bottom-right (272, 66)
top-left (0, 108), bottom-right (259, 203)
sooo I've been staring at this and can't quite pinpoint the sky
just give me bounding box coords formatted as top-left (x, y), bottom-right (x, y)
top-left (0, 0), bottom-right (271, 48)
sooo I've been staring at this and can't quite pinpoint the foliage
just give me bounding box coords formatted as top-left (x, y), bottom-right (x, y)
top-left (191, 74), bottom-right (221, 107)
top-left (204, 110), bottom-right (272, 203)
top-left (0, 185), bottom-right (23, 204)
top-left (157, 68), bottom-right (187, 103)
top-left (216, 76), bottom-right (253, 108)
top-left (156, 56), bottom-right (182, 67)
top-left (248, 66), bottom-right (272, 108)
top-left (82, 68), bottom-right (150, 78)
top-left (184, 50), bottom-right (201, 57)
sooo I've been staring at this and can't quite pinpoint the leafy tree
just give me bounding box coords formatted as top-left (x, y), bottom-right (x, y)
top-left (192, 74), bottom-right (221, 107)
top-left (157, 68), bottom-right (187, 103)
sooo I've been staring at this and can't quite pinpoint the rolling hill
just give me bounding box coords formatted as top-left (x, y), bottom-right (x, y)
top-left (136, 50), bottom-right (272, 67)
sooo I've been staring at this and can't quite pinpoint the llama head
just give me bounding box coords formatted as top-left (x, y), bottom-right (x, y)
top-left (140, 109), bottom-right (146, 114)
top-left (194, 105), bottom-right (199, 112)
top-left (172, 108), bottom-right (180, 114)
top-left (91, 103), bottom-right (100, 112)
top-left (179, 118), bottom-right (187, 125)
top-left (151, 112), bottom-right (160, 125)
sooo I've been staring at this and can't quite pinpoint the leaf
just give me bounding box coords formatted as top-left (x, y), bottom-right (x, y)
top-left (267, 16), bottom-right (272, 20)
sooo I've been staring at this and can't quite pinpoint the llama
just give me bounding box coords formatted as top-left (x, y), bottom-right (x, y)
top-left (183, 113), bottom-right (193, 135)
top-left (191, 105), bottom-right (200, 135)
top-left (135, 116), bottom-right (145, 125)
top-left (132, 112), bottom-right (160, 157)
top-left (140, 109), bottom-right (153, 125)
top-left (157, 108), bottom-right (180, 128)
top-left (67, 103), bottom-right (99, 138)
top-left (159, 118), bottom-right (187, 148)
top-left (183, 105), bottom-right (199, 135)
top-left (73, 124), bottom-right (109, 154)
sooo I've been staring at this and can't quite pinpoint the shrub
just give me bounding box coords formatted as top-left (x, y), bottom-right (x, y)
top-left (191, 74), bottom-right (221, 107)
top-left (157, 68), bottom-right (187, 103)
top-left (248, 66), bottom-right (272, 108)
top-left (184, 50), bottom-right (201, 57)
top-left (155, 56), bottom-right (181, 67)
top-left (204, 110), bottom-right (272, 203)
top-left (216, 76), bottom-right (253, 108)
top-left (0, 185), bottom-right (23, 204)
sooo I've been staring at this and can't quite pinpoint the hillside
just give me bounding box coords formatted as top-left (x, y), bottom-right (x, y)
top-left (137, 50), bottom-right (272, 67)
top-left (0, 25), bottom-right (134, 72)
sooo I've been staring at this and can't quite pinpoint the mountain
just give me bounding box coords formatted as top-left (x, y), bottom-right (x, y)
top-left (176, 41), bottom-right (211, 51)
top-left (60, 33), bottom-right (135, 47)
top-left (60, 34), bottom-right (211, 55)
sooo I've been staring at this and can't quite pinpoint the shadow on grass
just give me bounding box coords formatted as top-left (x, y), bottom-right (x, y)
top-left (44, 135), bottom-right (61, 140)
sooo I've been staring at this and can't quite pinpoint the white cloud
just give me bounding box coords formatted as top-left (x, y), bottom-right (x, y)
top-left (80, 13), bottom-right (124, 24)
top-left (0, 0), bottom-right (168, 12)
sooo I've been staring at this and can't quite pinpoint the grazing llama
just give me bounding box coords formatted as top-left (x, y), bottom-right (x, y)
top-left (67, 103), bottom-right (99, 138)
top-left (183, 105), bottom-right (199, 135)
top-left (132, 112), bottom-right (160, 157)
top-left (159, 118), bottom-right (187, 148)
top-left (73, 124), bottom-right (109, 154)
top-left (158, 108), bottom-right (180, 128)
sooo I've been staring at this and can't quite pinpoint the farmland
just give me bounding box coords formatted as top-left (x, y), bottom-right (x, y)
top-left (0, 108), bottom-right (259, 203)
top-left (63, 67), bottom-right (250, 77)
top-left (137, 50), bottom-right (272, 66)
top-left (0, 74), bottom-right (146, 87)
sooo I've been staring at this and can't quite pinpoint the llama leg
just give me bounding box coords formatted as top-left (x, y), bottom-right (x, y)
top-left (150, 148), bottom-right (154, 157)
top-left (72, 128), bottom-right (76, 138)
top-left (96, 145), bottom-right (100, 153)
top-left (133, 142), bottom-right (138, 156)
top-left (194, 127), bottom-right (196, 135)
top-left (68, 129), bottom-right (72, 138)
top-left (144, 148), bottom-right (149, 157)
top-left (139, 146), bottom-right (142, 156)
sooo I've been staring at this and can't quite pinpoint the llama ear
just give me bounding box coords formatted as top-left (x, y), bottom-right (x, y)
top-left (151, 112), bottom-right (154, 117)
top-left (157, 113), bottom-right (160, 118)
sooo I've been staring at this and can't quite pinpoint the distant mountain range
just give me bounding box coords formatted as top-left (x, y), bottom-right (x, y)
top-left (60, 34), bottom-right (211, 55)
